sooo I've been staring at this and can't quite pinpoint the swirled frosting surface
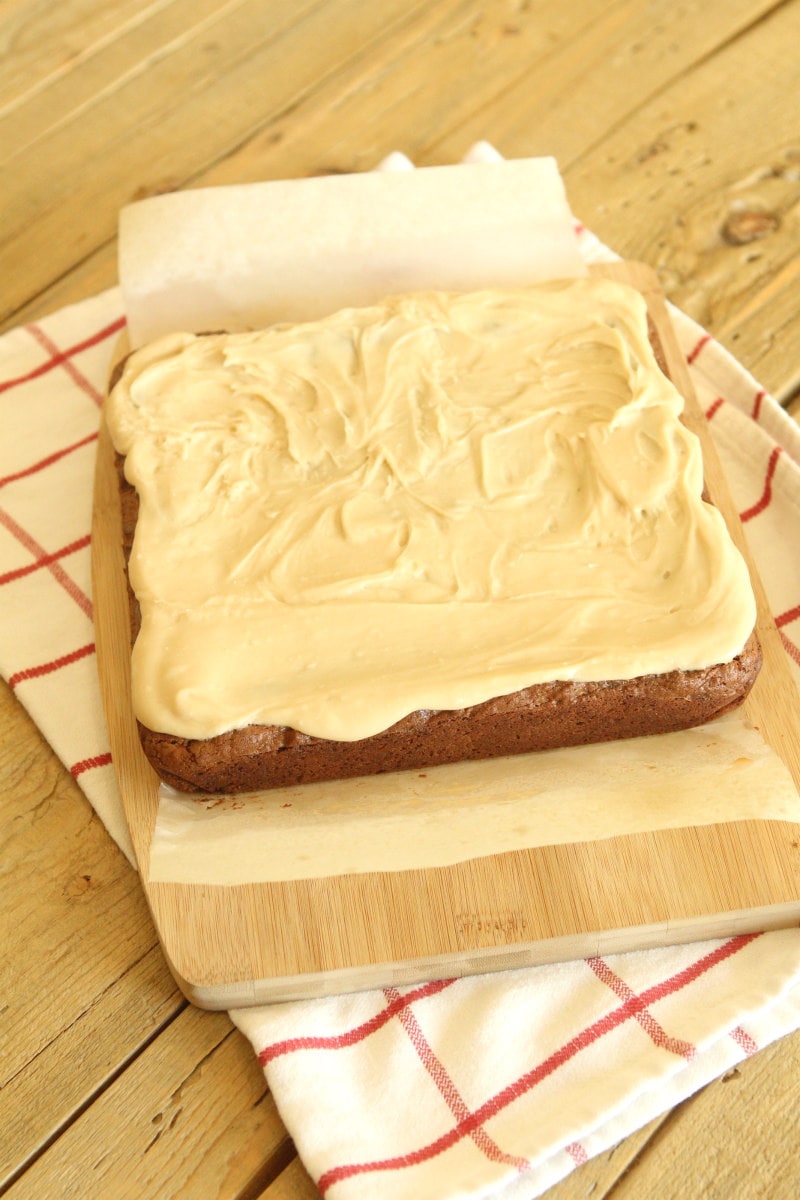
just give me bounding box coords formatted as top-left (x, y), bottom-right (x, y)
top-left (107, 278), bottom-right (756, 741)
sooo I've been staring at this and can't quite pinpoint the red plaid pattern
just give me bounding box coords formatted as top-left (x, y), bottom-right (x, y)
top-left (0, 290), bottom-right (132, 857)
top-left (234, 932), bottom-right (800, 1199)
top-left (2, 186), bottom-right (800, 1199)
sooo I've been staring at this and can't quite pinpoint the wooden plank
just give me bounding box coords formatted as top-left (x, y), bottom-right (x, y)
top-left (0, 684), bottom-right (164, 1081)
top-left (4, 0), bottom-right (796, 416)
top-left (92, 262), bottom-right (800, 1006)
top-left (3, 1008), bottom-right (290, 1200)
top-left (422, 0), bottom-right (786, 164)
top-left (0, 684), bottom-right (182, 1186)
top-left (606, 1027), bottom-right (800, 1198)
top-left (255, 1156), bottom-right (321, 1200)
top-left (190, 0), bottom-right (779, 179)
top-left (0, 0), bottom-right (317, 155)
top-left (0, 0), bottom-right (436, 325)
top-left (0, 242), bottom-right (120, 336)
top-left (1, 0), bottom-right (779, 324)
top-left (0, 0), bottom-right (171, 110)
top-left (549, 2), bottom-right (800, 401)
top-left (539, 1020), bottom-right (800, 1200)
top-left (1, 949), bottom-right (179, 1191)
top-left (528, 1117), bottom-right (669, 1200)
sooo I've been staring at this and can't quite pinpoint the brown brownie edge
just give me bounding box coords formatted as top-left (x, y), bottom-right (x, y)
top-left (138, 634), bottom-right (762, 793)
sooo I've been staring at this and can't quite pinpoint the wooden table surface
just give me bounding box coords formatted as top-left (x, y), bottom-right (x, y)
top-left (2, 1), bottom-right (799, 1197)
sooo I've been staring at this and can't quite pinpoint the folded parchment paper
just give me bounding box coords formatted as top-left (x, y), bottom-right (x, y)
top-left (148, 712), bottom-right (800, 884)
top-left (119, 156), bottom-right (585, 346)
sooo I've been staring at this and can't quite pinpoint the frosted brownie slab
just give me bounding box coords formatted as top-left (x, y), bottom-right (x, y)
top-left (107, 277), bottom-right (761, 792)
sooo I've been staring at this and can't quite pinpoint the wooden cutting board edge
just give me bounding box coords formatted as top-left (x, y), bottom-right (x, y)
top-left (92, 261), bottom-right (800, 1008)
top-left (167, 899), bottom-right (800, 1009)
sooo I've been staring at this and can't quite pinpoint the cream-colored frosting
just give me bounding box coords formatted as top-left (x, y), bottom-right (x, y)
top-left (107, 277), bottom-right (756, 742)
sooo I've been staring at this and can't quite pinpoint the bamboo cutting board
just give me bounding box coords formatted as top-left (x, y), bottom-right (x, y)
top-left (93, 262), bottom-right (800, 1009)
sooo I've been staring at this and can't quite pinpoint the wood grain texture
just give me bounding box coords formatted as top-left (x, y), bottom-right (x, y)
top-left (0, 685), bottom-right (180, 1189)
top-left (92, 262), bottom-right (800, 1007)
top-left (0, 0), bottom-right (437, 324)
top-left (2, 1007), bottom-right (286, 1200)
top-left (4, 0), bottom-right (800, 1195)
top-left (599, 1027), bottom-right (800, 1199)
top-left (256, 1157), bottom-right (321, 1200)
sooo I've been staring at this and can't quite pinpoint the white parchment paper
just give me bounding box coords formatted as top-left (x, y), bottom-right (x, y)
top-left (148, 713), bottom-right (800, 884)
top-left (119, 155), bottom-right (585, 346)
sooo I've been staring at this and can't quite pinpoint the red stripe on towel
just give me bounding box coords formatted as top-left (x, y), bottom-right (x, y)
top-left (316, 936), bottom-right (759, 1194)
top-left (779, 630), bottom-right (800, 668)
top-left (0, 532), bottom-right (91, 585)
top-left (70, 752), bottom-right (113, 779)
top-left (0, 317), bottom-right (124, 395)
top-left (26, 324), bottom-right (104, 406)
top-left (587, 957), bottom-right (696, 1060)
top-left (9, 642), bottom-right (96, 690)
top-left (729, 1026), bottom-right (758, 1057)
top-left (751, 389), bottom-right (766, 420)
top-left (0, 507), bottom-right (92, 618)
top-left (388, 984), bottom-right (530, 1172)
top-left (687, 333), bottom-right (711, 364)
top-left (0, 431), bottom-right (98, 489)
top-left (259, 978), bottom-right (457, 1065)
top-left (775, 604), bottom-right (800, 629)
top-left (740, 447), bottom-right (782, 523)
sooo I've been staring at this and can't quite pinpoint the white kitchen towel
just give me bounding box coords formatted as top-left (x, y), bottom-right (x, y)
top-left (2, 164), bottom-right (800, 1198)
